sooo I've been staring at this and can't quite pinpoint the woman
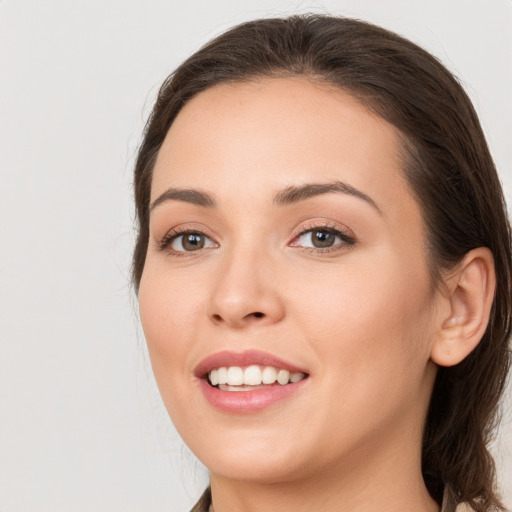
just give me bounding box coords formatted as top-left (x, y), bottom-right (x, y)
top-left (132, 15), bottom-right (511, 512)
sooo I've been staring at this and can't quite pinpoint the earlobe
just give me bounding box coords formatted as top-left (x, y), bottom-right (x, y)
top-left (431, 248), bottom-right (496, 367)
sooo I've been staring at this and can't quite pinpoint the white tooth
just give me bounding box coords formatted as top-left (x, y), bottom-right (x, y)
top-left (262, 366), bottom-right (277, 384)
top-left (277, 369), bottom-right (290, 385)
top-left (223, 385), bottom-right (247, 392)
top-left (227, 366), bottom-right (244, 386)
top-left (244, 365), bottom-right (262, 385)
top-left (209, 369), bottom-right (219, 386)
top-left (290, 372), bottom-right (305, 383)
top-left (217, 367), bottom-right (228, 385)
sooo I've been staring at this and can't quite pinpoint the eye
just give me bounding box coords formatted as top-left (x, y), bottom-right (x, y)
top-left (291, 227), bottom-right (355, 251)
top-left (299, 229), bottom-right (338, 248)
top-left (160, 231), bottom-right (218, 252)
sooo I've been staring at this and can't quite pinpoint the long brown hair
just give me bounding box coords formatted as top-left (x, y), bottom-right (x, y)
top-left (132, 15), bottom-right (512, 511)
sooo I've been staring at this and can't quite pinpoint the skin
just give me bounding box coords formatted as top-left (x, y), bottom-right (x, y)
top-left (139, 77), bottom-right (448, 512)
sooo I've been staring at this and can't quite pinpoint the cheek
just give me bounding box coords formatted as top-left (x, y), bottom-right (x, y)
top-left (138, 265), bottom-right (203, 392)
top-left (289, 259), bottom-right (435, 453)
top-left (292, 253), bottom-right (434, 391)
top-left (138, 267), bottom-right (213, 443)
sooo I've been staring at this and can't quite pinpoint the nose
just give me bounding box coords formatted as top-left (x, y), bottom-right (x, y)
top-left (206, 246), bottom-right (285, 329)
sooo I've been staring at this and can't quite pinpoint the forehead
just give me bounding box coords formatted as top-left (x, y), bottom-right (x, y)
top-left (151, 77), bottom-right (417, 223)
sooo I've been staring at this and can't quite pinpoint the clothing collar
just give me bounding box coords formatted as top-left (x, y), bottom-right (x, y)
top-left (190, 486), bottom-right (460, 512)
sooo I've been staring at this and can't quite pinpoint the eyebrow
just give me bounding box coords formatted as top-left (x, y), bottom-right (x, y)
top-left (150, 188), bottom-right (216, 211)
top-left (273, 181), bottom-right (381, 213)
top-left (150, 181), bottom-right (380, 214)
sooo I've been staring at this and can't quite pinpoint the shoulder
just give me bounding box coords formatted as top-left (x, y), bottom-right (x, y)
top-left (441, 486), bottom-right (476, 512)
top-left (455, 505), bottom-right (474, 512)
top-left (189, 487), bottom-right (211, 512)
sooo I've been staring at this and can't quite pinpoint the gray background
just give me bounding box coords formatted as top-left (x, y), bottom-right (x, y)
top-left (1, 1), bottom-right (511, 510)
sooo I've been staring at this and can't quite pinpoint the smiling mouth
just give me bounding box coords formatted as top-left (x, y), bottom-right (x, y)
top-left (207, 365), bottom-right (307, 391)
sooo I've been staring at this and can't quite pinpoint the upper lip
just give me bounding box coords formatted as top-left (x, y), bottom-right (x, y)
top-left (194, 349), bottom-right (309, 378)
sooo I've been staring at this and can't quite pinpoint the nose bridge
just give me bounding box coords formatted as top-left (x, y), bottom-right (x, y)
top-left (207, 236), bottom-right (284, 327)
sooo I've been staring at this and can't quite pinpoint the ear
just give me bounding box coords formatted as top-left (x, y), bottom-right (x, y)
top-left (431, 247), bottom-right (496, 367)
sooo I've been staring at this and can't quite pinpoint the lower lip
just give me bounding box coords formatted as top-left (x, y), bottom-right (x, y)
top-left (198, 377), bottom-right (308, 413)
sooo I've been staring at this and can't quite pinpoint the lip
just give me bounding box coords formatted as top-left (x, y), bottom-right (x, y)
top-left (198, 378), bottom-right (308, 413)
top-left (194, 349), bottom-right (308, 377)
top-left (194, 350), bottom-right (310, 414)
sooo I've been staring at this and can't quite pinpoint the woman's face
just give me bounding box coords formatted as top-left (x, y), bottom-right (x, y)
top-left (139, 78), bottom-right (440, 483)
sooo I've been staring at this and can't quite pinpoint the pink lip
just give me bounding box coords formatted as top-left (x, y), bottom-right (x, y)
top-left (194, 349), bottom-right (308, 377)
top-left (198, 379), bottom-right (308, 413)
top-left (194, 350), bottom-right (310, 414)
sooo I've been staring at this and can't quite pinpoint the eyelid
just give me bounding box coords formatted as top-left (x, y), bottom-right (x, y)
top-left (288, 220), bottom-right (357, 251)
top-left (157, 223), bottom-right (219, 253)
top-left (291, 219), bottom-right (356, 240)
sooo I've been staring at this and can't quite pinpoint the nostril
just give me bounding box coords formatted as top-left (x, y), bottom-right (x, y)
top-left (209, 310), bottom-right (269, 325)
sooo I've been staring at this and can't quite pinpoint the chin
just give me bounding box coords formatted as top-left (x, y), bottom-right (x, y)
top-left (183, 430), bottom-right (312, 483)
top-left (205, 453), bottom-right (308, 484)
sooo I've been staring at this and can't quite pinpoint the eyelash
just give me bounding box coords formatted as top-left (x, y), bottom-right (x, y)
top-left (157, 223), bottom-right (356, 255)
top-left (158, 227), bottom-right (218, 254)
top-left (290, 223), bottom-right (356, 254)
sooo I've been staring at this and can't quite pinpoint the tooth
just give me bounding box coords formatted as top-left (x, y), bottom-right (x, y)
top-left (209, 369), bottom-right (219, 385)
top-left (227, 366), bottom-right (244, 386)
top-left (244, 365), bottom-right (262, 385)
top-left (212, 365), bottom-right (303, 388)
top-left (262, 366), bottom-right (277, 384)
top-left (277, 369), bottom-right (290, 385)
top-left (217, 367), bottom-right (228, 385)
top-left (224, 385), bottom-right (247, 392)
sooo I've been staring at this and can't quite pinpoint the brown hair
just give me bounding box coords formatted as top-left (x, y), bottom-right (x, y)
top-left (132, 14), bottom-right (512, 511)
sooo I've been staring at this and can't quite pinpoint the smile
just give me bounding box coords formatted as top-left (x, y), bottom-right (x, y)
top-left (209, 365), bottom-right (306, 389)
top-left (196, 350), bottom-right (310, 413)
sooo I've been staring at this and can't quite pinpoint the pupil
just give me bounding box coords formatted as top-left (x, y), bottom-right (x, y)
top-left (313, 230), bottom-right (334, 248)
top-left (183, 233), bottom-right (205, 251)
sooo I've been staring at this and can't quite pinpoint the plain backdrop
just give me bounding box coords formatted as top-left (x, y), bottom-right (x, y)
top-left (1, 1), bottom-right (511, 511)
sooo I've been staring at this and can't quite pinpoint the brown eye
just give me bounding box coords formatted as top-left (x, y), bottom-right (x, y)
top-left (311, 230), bottom-right (335, 248)
top-left (170, 232), bottom-right (215, 252)
top-left (299, 229), bottom-right (337, 248)
top-left (183, 233), bottom-right (205, 250)
top-left (291, 227), bottom-right (355, 251)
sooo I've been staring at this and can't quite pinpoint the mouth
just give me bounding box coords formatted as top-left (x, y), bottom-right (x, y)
top-left (195, 350), bottom-right (310, 412)
top-left (207, 365), bottom-right (306, 391)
